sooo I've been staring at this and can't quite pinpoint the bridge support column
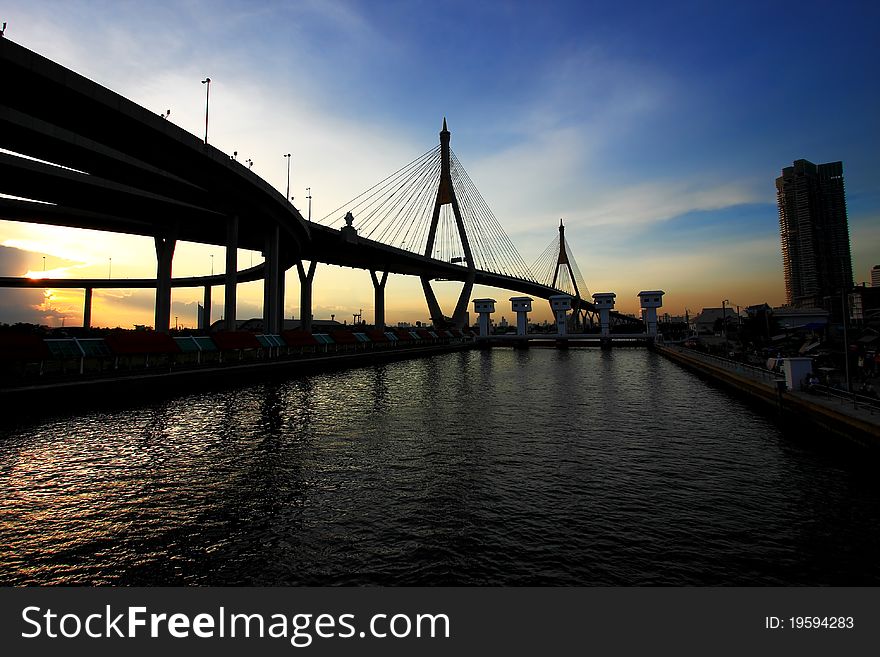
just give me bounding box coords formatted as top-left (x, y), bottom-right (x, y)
top-left (154, 235), bottom-right (176, 333)
top-left (202, 284), bottom-right (212, 331)
top-left (371, 270), bottom-right (388, 329)
top-left (224, 215), bottom-right (239, 331)
top-left (510, 296), bottom-right (532, 349)
top-left (592, 292), bottom-right (616, 350)
top-left (278, 266), bottom-right (286, 327)
top-left (452, 275), bottom-right (475, 329)
top-left (83, 287), bottom-right (93, 330)
top-left (473, 298), bottom-right (496, 338)
top-left (297, 260), bottom-right (317, 332)
top-left (263, 224), bottom-right (281, 334)
top-left (549, 294), bottom-right (573, 337)
top-left (421, 275), bottom-right (474, 330)
top-left (420, 277), bottom-right (445, 328)
top-left (509, 297), bottom-right (533, 336)
top-left (638, 290), bottom-right (664, 340)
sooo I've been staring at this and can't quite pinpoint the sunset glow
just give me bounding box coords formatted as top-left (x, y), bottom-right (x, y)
top-left (1, 1), bottom-right (877, 328)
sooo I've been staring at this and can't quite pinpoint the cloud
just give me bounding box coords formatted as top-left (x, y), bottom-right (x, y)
top-left (0, 243), bottom-right (85, 277)
top-left (447, 45), bottom-right (766, 263)
top-left (0, 289), bottom-right (50, 325)
top-left (574, 179), bottom-right (764, 230)
top-left (0, 244), bottom-right (39, 276)
top-left (2, 1), bottom-right (874, 327)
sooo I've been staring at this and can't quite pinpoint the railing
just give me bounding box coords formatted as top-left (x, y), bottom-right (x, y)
top-left (661, 345), bottom-right (779, 386)
top-left (809, 385), bottom-right (880, 415)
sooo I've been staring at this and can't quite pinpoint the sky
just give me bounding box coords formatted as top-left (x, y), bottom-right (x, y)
top-left (1, 0), bottom-right (878, 328)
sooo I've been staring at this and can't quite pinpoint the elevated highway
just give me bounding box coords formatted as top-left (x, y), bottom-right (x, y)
top-left (1, 37), bottom-right (641, 333)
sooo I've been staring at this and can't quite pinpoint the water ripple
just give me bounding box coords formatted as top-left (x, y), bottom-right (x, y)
top-left (1, 349), bottom-right (878, 585)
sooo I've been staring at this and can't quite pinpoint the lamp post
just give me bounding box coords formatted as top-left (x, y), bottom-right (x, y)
top-left (42, 256), bottom-right (46, 272)
top-left (201, 77), bottom-right (211, 144)
top-left (210, 254), bottom-right (214, 276)
top-left (306, 187), bottom-right (312, 221)
top-left (284, 153), bottom-right (292, 202)
top-left (108, 257), bottom-right (112, 279)
top-left (721, 299), bottom-right (730, 355)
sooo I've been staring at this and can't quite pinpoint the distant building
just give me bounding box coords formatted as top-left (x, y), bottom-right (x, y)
top-left (776, 159), bottom-right (853, 308)
top-left (771, 306), bottom-right (829, 331)
top-left (691, 307), bottom-right (745, 334)
top-left (872, 265), bottom-right (880, 287)
top-left (849, 285), bottom-right (880, 325)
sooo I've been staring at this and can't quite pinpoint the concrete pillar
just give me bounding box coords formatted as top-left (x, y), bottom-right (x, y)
top-left (371, 270), bottom-right (388, 329)
top-left (83, 287), bottom-right (93, 329)
top-left (473, 298), bottom-right (496, 337)
top-left (225, 215), bottom-right (239, 331)
top-left (509, 297), bottom-right (532, 336)
top-left (549, 294), bottom-right (573, 336)
top-left (638, 290), bottom-right (665, 338)
top-left (277, 266), bottom-right (286, 329)
top-left (297, 260), bottom-right (317, 332)
top-left (451, 275), bottom-right (475, 330)
top-left (592, 292), bottom-right (616, 337)
top-left (202, 284), bottom-right (212, 331)
top-left (154, 235), bottom-right (176, 333)
top-left (263, 223), bottom-right (280, 334)
top-left (421, 276), bottom-right (445, 328)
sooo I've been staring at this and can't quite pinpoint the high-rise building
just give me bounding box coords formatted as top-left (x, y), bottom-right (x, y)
top-left (776, 159), bottom-right (853, 308)
top-left (872, 265), bottom-right (880, 288)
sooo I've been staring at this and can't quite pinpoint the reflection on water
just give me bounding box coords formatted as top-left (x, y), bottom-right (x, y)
top-left (1, 349), bottom-right (878, 585)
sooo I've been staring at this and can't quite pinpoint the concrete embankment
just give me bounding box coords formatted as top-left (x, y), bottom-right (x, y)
top-left (1, 342), bottom-right (474, 416)
top-left (654, 344), bottom-right (880, 449)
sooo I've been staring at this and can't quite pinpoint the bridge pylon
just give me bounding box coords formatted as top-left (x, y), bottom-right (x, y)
top-left (420, 119), bottom-right (475, 329)
top-left (548, 219), bottom-right (590, 331)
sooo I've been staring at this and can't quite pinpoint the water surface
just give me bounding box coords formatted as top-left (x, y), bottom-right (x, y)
top-left (1, 349), bottom-right (877, 585)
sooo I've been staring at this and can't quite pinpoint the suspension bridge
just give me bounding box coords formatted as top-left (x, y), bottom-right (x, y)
top-left (0, 37), bottom-right (643, 334)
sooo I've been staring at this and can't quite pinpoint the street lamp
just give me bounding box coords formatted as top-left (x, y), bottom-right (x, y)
top-left (201, 77), bottom-right (211, 144)
top-left (210, 253), bottom-right (214, 276)
top-left (108, 257), bottom-right (112, 279)
top-left (283, 153), bottom-right (292, 202)
top-left (841, 289), bottom-right (851, 395)
top-left (306, 187), bottom-right (312, 221)
top-left (42, 256), bottom-right (46, 272)
top-left (721, 299), bottom-right (730, 354)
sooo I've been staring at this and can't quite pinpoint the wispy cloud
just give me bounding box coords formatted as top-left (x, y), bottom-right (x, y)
top-left (574, 179), bottom-right (764, 229)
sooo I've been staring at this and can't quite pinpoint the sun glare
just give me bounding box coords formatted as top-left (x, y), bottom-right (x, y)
top-left (25, 268), bottom-right (70, 280)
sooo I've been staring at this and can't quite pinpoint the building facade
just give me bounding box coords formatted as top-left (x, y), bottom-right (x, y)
top-left (777, 159), bottom-right (853, 308)
top-left (872, 265), bottom-right (880, 288)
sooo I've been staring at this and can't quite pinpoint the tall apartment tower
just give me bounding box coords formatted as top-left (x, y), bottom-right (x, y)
top-left (871, 265), bottom-right (880, 287)
top-left (776, 159), bottom-right (853, 308)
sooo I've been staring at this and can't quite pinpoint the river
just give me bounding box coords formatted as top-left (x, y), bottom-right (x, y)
top-left (1, 348), bottom-right (878, 585)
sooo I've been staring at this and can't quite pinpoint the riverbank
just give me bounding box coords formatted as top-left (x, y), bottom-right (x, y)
top-left (0, 342), bottom-right (475, 416)
top-left (654, 344), bottom-right (880, 449)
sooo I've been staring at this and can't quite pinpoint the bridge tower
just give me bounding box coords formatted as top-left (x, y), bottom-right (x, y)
top-left (421, 119), bottom-right (476, 329)
top-left (549, 219), bottom-right (588, 331)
